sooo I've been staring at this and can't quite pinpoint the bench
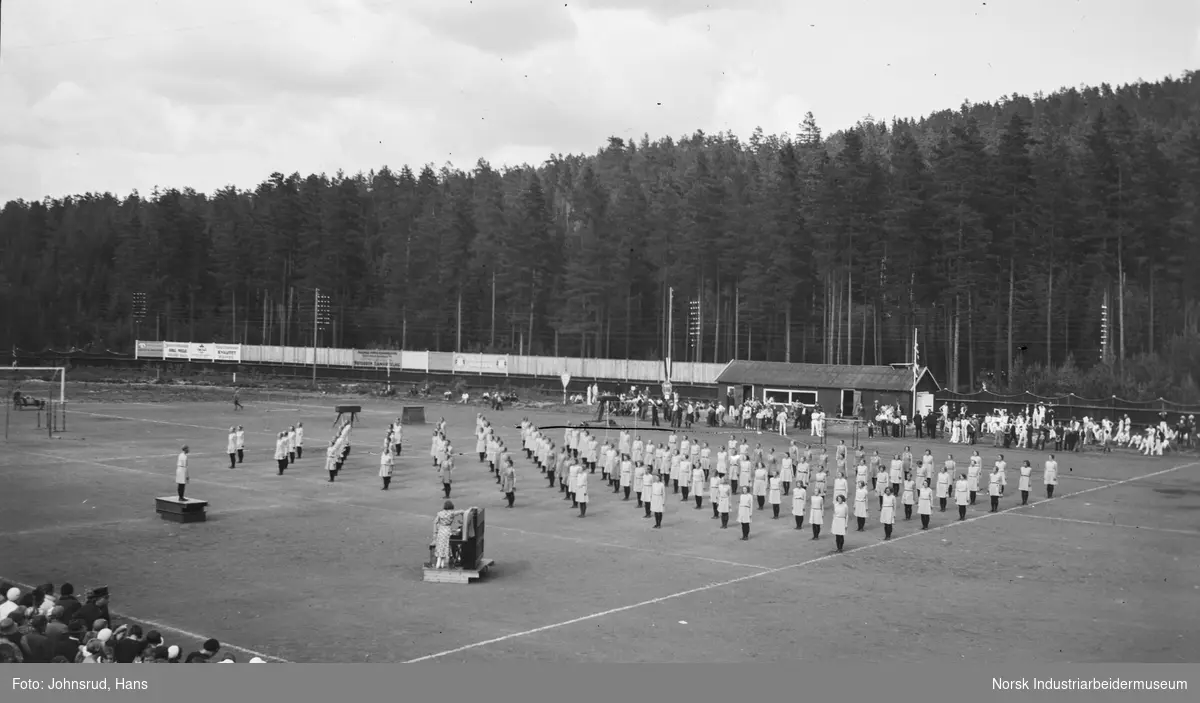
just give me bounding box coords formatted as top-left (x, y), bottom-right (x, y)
top-left (155, 497), bottom-right (209, 523)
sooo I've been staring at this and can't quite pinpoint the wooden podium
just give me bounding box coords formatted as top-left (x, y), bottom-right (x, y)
top-left (155, 497), bottom-right (208, 523)
top-left (423, 507), bottom-right (493, 584)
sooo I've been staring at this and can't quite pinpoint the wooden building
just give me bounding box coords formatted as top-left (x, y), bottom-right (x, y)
top-left (714, 361), bottom-right (940, 418)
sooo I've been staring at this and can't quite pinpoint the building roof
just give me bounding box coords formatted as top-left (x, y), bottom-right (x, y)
top-left (715, 360), bottom-right (936, 392)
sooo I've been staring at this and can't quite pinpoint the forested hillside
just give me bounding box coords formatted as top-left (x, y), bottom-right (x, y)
top-left (3, 72), bottom-right (1200, 399)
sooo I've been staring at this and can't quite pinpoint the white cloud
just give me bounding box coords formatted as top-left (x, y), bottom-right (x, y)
top-left (0, 0), bottom-right (1196, 202)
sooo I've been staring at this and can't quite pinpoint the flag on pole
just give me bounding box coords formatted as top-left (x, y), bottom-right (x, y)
top-left (912, 327), bottom-right (920, 385)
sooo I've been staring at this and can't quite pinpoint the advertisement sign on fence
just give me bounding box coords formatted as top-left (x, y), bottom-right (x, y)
top-left (453, 353), bottom-right (509, 374)
top-left (164, 342), bottom-right (189, 360)
top-left (187, 342), bottom-right (215, 361)
top-left (353, 349), bottom-right (404, 368)
top-left (214, 344), bottom-right (242, 363)
top-left (135, 341), bottom-right (164, 359)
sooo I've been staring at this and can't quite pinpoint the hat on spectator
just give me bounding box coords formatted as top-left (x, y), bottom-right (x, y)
top-left (85, 640), bottom-right (106, 656)
top-left (145, 629), bottom-right (163, 645)
top-left (97, 628), bottom-right (113, 642)
top-left (249, 657), bottom-right (266, 663)
top-left (167, 645), bottom-right (180, 660)
top-left (203, 638), bottom-right (220, 654)
top-left (0, 618), bottom-right (16, 636)
top-left (67, 620), bottom-right (87, 636)
top-left (49, 605), bottom-right (64, 621)
top-left (93, 619), bottom-right (108, 632)
top-left (151, 645), bottom-right (169, 661)
top-left (5, 588), bottom-right (18, 602)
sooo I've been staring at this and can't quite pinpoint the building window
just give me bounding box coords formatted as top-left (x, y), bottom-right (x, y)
top-left (763, 389), bottom-right (818, 406)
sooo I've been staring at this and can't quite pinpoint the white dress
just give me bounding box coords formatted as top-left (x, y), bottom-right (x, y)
top-left (809, 495), bottom-right (825, 525)
top-left (576, 472), bottom-right (589, 503)
top-left (831, 502), bottom-right (848, 535)
top-left (791, 487), bottom-right (807, 516)
top-left (737, 494), bottom-right (754, 524)
top-left (650, 483), bottom-right (665, 512)
top-left (853, 488), bottom-right (868, 519)
top-left (880, 495), bottom-right (896, 524)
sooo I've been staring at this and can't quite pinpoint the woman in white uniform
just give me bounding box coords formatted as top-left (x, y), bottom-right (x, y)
top-left (988, 465), bottom-right (1005, 512)
top-left (779, 453), bottom-right (794, 496)
top-left (880, 486), bottom-right (896, 539)
top-left (226, 427), bottom-right (237, 469)
top-left (620, 457), bottom-right (634, 500)
top-left (575, 465), bottom-right (589, 517)
top-left (791, 482), bottom-right (808, 530)
top-left (875, 466), bottom-right (890, 511)
top-left (379, 446), bottom-right (394, 490)
top-left (717, 477), bottom-right (733, 528)
top-left (954, 473), bottom-right (969, 520)
top-left (650, 474), bottom-right (666, 528)
top-left (833, 472), bottom-right (849, 503)
top-left (917, 478), bottom-right (933, 529)
top-left (752, 464), bottom-right (769, 509)
top-left (1018, 460), bottom-right (1033, 505)
top-left (1043, 454), bottom-right (1059, 498)
top-left (737, 486), bottom-right (754, 540)
top-left (901, 474), bottom-right (916, 520)
top-left (853, 481), bottom-right (869, 531)
top-left (809, 489), bottom-right (825, 540)
top-left (768, 472), bottom-right (783, 518)
top-left (831, 495), bottom-right (848, 552)
top-left (967, 451), bottom-right (983, 505)
top-left (690, 463), bottom-right (706, 509)
top-left (641, 466), bottom-right (655, 517)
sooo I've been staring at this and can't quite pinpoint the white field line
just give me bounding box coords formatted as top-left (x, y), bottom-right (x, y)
top-left (1006, 511), bottom-right (1200, 537)
top-left (402, 460), bottom-right (1199, 662)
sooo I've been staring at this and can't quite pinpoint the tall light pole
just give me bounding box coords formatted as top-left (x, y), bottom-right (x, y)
top-left (313, 289), bottom-right (330, 386)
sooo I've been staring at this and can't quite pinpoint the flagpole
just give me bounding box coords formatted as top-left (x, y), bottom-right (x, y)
top-left (911, 326), bottom-right (919, 421)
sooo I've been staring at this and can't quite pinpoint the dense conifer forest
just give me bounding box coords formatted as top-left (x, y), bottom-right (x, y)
top-left (3, 72), bottom-right (1199, 400)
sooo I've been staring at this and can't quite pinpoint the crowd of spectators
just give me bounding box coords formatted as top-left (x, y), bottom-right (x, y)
top-left (0, 582), bottom-right (263, 663)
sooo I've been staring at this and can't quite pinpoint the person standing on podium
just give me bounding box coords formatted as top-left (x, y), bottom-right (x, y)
top-left (176, 446), bottom-right (190, 501)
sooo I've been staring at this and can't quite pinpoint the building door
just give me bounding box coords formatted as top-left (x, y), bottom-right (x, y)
top-left (742, 385), bottom-right (753, 404)
top-left (915, 392), bottom-right (935, 416)
top-left (840, 389), bottom-right (856, 417)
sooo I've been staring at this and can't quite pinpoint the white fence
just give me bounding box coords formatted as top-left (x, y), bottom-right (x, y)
top-left (136, 342), bottom-right (729, 386)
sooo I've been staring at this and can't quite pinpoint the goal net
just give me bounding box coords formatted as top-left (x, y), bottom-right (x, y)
top-left (3, 366), bottom-right (67, 438)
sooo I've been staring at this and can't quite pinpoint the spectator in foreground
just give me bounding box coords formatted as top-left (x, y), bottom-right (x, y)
top-left (57, 583), bottom-right (82, 622)
top-left (113, 624), bottom-right (149, 663)
top-left (0, 587), bottom-right (21, 619)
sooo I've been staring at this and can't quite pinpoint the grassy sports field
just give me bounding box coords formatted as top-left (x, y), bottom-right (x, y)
top-left (2, 382), bottom-right (1198, 662)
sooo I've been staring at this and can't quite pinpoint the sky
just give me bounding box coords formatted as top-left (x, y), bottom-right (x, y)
top-left (1, 0), bottom-right (1198, 203)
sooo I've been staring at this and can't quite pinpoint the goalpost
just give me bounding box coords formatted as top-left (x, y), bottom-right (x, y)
top-left (3, 366), bottom-right (67, 440)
